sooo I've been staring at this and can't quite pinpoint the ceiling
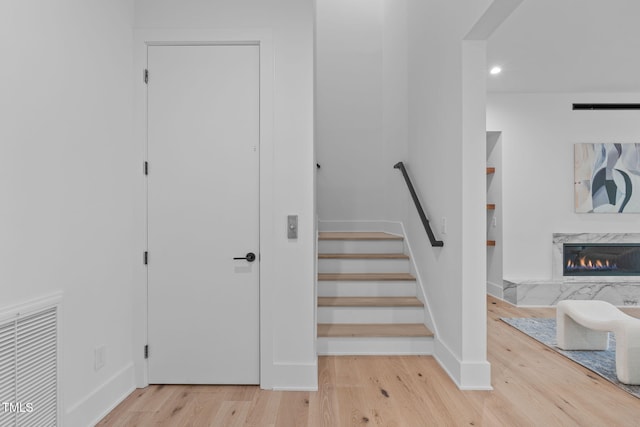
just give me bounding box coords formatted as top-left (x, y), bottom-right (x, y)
top-left (487, 0), bottom-right (640, 93)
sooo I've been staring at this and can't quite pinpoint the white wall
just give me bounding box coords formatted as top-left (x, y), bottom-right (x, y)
top-left (315, 0), bottom-right (409, 223)
top-left (0, 1), bottom-right (136, 425)
top-left (487, 93), bottom-right (640, 282)
top-left (405, 0), bottom-right (494, 389)
top-left (134, 0), bottom-right (317, 390)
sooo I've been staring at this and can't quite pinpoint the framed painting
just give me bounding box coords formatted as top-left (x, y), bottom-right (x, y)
top-left (575, 143), bottom-right (640, 213)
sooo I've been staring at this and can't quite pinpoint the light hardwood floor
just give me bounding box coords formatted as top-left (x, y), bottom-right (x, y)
top-left (98, 297), bottom-right (640, 426)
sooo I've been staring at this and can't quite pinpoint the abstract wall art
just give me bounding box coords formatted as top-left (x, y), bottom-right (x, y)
top-left (575, 143), bottom-right (640, 213)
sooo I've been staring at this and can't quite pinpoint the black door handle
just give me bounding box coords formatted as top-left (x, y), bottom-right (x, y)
top-left (233, 252), bottom-right (256, 262)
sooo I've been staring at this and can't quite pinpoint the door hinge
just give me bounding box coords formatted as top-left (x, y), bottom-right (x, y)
top-left (144, 251), bottom-right (148, 265)
top-left (144, 69), bottom-right (149, 84)
top-left (144, 161), bottom-right (149, 176)
top-left (144, 345), bottom-right (149, 359)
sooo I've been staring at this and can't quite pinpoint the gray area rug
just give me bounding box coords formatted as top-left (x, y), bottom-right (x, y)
top-left (500, 317), bottom-right (640, 399)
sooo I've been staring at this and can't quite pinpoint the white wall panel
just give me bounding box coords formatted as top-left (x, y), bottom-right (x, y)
top-left (487, 92), bottom-right (640, 282)
top-left (134, 0), bottom-right (316, 390)
top-left (0, 1), bottom-right (136, 425)
top-left (315, 0), bottom-right (409, 223)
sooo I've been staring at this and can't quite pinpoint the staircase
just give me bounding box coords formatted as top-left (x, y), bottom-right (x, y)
top-left (317, 231), bottom-right (434, 355)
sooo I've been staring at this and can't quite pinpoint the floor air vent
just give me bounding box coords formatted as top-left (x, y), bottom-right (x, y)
top-left (0, 304), bottom-right (59, 427)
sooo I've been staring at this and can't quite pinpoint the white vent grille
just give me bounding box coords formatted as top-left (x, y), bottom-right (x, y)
top-left (0, 306), bottom-right (58, 427)
top-left (0, 321), bottom-right (15, 427)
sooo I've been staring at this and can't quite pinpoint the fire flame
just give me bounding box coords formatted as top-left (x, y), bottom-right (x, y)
top-left (566, 257), bottom-right (617, 271)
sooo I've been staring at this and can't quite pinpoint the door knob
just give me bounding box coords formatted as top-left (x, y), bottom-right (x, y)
top-left (233, 252), bottom-right (256, 262)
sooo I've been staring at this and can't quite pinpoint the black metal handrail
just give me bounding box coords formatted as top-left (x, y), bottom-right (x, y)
top-left (394, 162), bottom-right (444, 247)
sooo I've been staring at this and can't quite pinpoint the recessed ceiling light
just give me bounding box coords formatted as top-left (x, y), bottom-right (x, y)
top-left (490, 66), bottom-right (502, 75)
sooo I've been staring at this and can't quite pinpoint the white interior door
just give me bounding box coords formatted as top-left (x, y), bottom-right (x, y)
top-left (147, 44), bottom-right (259, 384)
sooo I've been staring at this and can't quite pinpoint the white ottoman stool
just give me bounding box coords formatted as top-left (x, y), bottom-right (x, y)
top-left (556, 300), bottom-right (640, 385)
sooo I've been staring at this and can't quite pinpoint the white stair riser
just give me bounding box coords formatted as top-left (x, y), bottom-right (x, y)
top-left (318, 240), bottom-right (404, 254)
top-left (318, 281), bottom-right (416, 297)
top-left (317, 307), bottom-right (423, 323)
top-left (318, 258), bottom-right (410, 274)
top-left (317, 337), bottom-right (434, 356)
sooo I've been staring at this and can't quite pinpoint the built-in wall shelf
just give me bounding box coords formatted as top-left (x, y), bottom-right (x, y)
top-left (486, 131), bottom-right (502, 297)
top-left (487, 167), bottom-right (496, 247)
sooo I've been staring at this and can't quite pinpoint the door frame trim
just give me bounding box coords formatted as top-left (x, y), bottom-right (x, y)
top-left (133, 29), bottom-right (274, 388)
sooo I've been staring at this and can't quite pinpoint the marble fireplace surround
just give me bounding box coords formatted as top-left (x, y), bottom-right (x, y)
top-left (503, 233), bottom-right (640, 307)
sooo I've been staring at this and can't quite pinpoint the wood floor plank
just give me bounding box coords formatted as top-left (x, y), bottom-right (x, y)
top-left (210, 401), bottom-right (250, 427)
top-left (318, 273), bottom-right (415, 281)
top-left (273, 391), bottom-right (310, 427)
top-left (99, 296), bottom-right (640, 426)
top-left (397, 356), bottom-right (471, 425)
top-left (367, 356), bottom-right (438, 426)
top-left (317, 296), bottom-right (423, 307)
top-left (333, 360), bottom-right (372, 425)
top-left (352, 357), bottom-right (396, 425)
top-left (223, 385), bottom-right (259, 402)
top-left (318, 232), bottom-right (403, 241)
top-left (187, 392), bottom-right (228, 427)
top-left (94, 387), bottom-right (148, 425)
top-left (148, 386), bottom-right (194, 426)
top-left (243, 389), bottom-right (282, 427)
top-left (307, 357), bottom-right (338, 427)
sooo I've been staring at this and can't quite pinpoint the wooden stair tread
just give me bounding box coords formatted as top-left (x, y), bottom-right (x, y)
top-left (318, 273), bottom-right (415, 281)
top-left (318, 232), bottom-right (403, 241)
top-left (318, 323), bottom-right (433, 338)
top-left (318, 253), bottom-right (409, 259)
top-left (318, 297), bottom-right (423, 307)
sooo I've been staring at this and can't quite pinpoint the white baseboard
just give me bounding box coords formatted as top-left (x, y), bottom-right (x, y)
top-left (459, 361), bottom-right (492, 390)
top-left (434, 338), bottom-right (460, 384)
top-left (486, 281), bottom-right (503, 298)
top-left (400, 221), bottom-right (437, 337)
top-left (267, 361), bottom-right (318, 391)
top-left (65, 363), bottom-right (135, 427)
top-left (434, 339), bottom-right (492, 390)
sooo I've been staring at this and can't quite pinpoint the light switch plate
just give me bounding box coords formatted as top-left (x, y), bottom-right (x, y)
top-left (95, 346), bottom-right (106, 371)
top-left (288, 215), bottom-right (298, 239)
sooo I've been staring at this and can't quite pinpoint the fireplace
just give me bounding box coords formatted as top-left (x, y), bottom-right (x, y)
top-left (563, 243), bottom-right (640, 277)
top-left (553, 233), bottom-right (640, 282)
